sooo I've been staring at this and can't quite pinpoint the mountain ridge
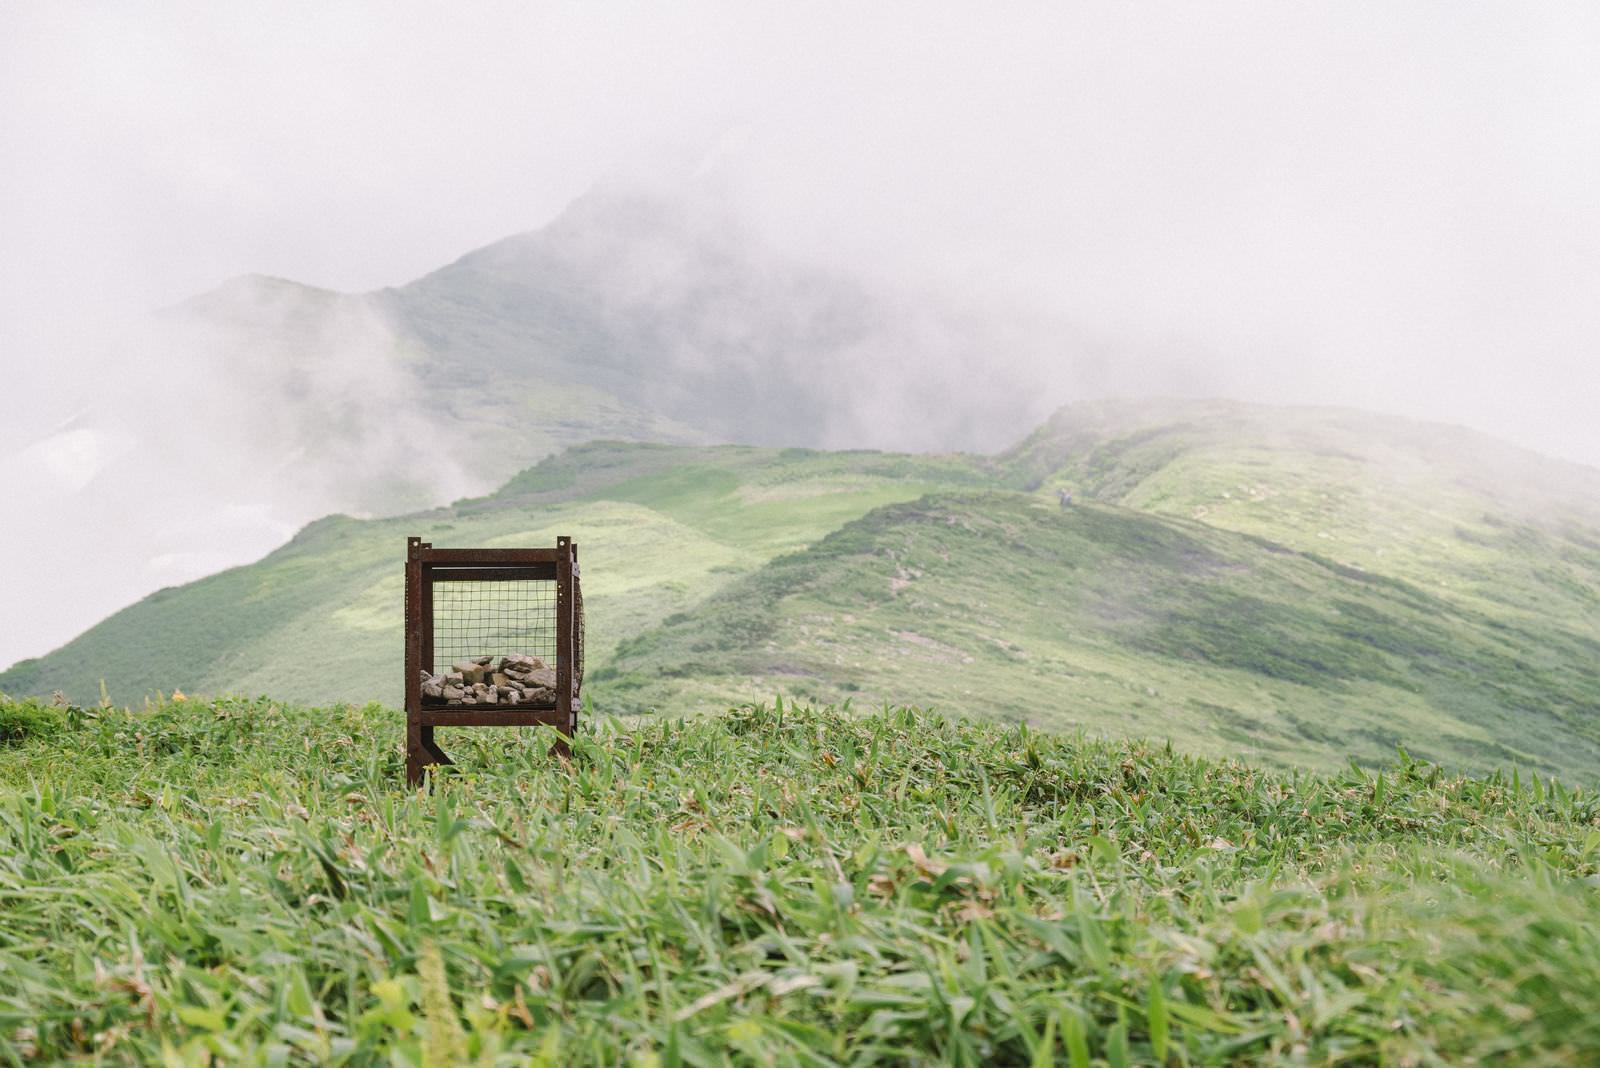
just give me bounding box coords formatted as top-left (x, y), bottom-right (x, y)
top-left (7, 399), bottom-right (1599, 781)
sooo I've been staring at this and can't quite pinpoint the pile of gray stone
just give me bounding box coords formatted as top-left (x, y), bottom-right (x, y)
top-left (420, 654), bottom-right (556, 706)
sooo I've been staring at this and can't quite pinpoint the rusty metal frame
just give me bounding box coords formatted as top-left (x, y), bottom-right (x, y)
top-left (405, 535), bottom-right (580, 786)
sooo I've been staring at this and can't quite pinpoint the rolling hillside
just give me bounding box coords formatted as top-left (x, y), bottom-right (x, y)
top-left (1, 184), bottom-right (1069, 674)
top-left (604, 490), bottom-right (1600, 778)
top-left (154, 184), bottom-right (1064, 515)
top-left (1007, 399), bottom-right (1600, 630)
top-left (0, 443), bottom-right (995, 710)
top-left (6, 400), bottom-right (1600, 779)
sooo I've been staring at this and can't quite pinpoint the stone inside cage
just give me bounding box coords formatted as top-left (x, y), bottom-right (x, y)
top-left (421, 653), bottom-right (556, 706)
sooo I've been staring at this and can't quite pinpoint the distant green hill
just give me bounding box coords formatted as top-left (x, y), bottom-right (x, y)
top-left (0, 442), bottom-right (994, 710)
top-left (1006, 398), bottom-right (1600, 630)
top-left (6, 400), bottom-right (1600, 779)
top-left (156, 187), bottom-right (1060, 521)
top-left (606, 490), bottom-right (1600, 778)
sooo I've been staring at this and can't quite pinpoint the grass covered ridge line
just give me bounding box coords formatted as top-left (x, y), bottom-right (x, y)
top-left (2, 695), bottom-right (1599, 1064)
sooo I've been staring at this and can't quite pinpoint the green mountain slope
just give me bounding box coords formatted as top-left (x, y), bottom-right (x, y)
top-left (603, 491), bottom-right (1600, 778)
top-left (378, 188), bottom-right (1063, 457)
top-left (0, 442), bottom-right (994, 709)
top-left (6, 401), bottom-right (1599, 779)
top-left (153, 187), bottom-right (1060, 526)
top-left (1008, 399), bottom-right (1600, 629)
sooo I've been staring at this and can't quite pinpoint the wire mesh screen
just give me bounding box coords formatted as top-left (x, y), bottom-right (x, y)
top-left (431, 579), bottom-right (557, 670)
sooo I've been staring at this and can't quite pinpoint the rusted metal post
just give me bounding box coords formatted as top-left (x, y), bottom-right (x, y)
top-left (570, 539), bottom-right (581, 735)
top-left (553, 535), bottom-right (576, 758)
top-left (406, 537), bottom-right (453, 786)
top-left (405, 537), bottom-right (425, 787)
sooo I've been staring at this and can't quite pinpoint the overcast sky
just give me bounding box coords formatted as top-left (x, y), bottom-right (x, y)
top-left (3, 2), bottom-right (1599, 666)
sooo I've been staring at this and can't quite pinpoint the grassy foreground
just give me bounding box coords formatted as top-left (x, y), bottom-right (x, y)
top-left (2, 695), bottom-right (1599, 1065)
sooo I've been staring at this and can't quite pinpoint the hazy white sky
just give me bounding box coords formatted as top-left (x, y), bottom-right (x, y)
top-left (3, 2), bottom-right (1600, 665)
top-left (6, 3), bottom-right (1600, 436)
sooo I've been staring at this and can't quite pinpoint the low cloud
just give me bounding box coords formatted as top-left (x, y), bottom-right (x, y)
top-left (4, 3), bottom-right (1599, 665)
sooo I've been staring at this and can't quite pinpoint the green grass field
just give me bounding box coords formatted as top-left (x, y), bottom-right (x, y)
top-left (3, 693), bottom-right (1599, 1064)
